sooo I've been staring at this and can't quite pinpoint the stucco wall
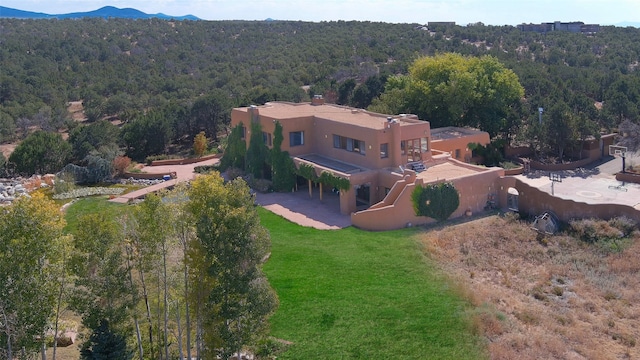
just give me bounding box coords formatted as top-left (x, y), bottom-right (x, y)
top-left (497, 177), bottom-right (640, 223)
top-left (351, 166), bottom-right (504, 231)
top-left (431, 132), bottom-right (490, 162)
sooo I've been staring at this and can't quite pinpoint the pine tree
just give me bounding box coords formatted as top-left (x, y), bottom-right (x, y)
top-left (80, 319), bottom-right (130, 360)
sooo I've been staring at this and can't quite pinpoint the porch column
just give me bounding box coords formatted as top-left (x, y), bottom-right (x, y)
top-left (339, 187), bottom-right (357, 215)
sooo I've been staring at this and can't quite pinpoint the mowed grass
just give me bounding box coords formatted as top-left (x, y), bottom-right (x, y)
top-left (63, 196), bottom-right (130, 233)
top-left (260, 208), bottom-right (487, 360)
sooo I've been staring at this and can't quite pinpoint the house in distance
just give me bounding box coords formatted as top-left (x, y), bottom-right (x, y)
top-left (230, 96), bottom-right (503, 230)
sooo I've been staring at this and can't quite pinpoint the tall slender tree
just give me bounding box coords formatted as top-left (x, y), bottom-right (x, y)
top-left (0, 193), bottom-right (70, 359)
top-left (187, 172), bottom-right (278, 360)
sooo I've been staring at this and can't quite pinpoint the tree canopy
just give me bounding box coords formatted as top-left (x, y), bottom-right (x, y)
top-left (8, 130), bottom-right (71, 175)
top-left (372, 53), bottom-right (524, 137)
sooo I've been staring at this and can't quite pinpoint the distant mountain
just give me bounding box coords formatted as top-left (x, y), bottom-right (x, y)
top-left (0, 6), bottom-right (200, 21)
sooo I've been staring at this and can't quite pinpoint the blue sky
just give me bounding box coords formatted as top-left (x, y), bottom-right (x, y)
top-left (2, 0), bottom-right (639, 26)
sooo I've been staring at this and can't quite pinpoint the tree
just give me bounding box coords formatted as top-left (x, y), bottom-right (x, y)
top-left (120, 110), bottom-right (174, 161)
top-left (544, 101), bottom-right (578, 160)
top-left (80, 319), bottom-right (131, 360)
top-left (246, 122), bottom-right (268, 179)
top-left (220, 123), bottom-right (246, 171)
top-left (374, 53), bottom-right (524, 137)
top-left (71, 213), bottom-right (133, 329)
top-left (187, 172), bottom-right (278, 359)
top-left (193, 131), bottom-right (208, 158)
top-left (0, 193), bottom-right (71, 359)
top-left (9, 131), bottom-right (72, 175)
top-left (68, 120), bottom-right (121, 162)
top-left (270, 121), bottom-right (296, 192)
top-left (189, 92), bottom-right (231, 142)
top-left (618, 119), bottom-right (640, 154)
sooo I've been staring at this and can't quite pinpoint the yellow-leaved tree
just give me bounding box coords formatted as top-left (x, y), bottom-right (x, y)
top-left (193, 131), bottom-right (208, 158)
top-left (0, 193), bottom-right (71, 360)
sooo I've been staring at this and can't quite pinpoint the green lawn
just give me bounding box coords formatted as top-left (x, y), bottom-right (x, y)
top-left (63, 196), bottom-right (129, 233)
top-left (260, 208), bottom-right (487, 359)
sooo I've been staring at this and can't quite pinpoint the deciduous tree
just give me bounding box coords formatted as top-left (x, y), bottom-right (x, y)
top-left (0, 193), bottom-right (70, 359)
top-left (373, 53), bottom-right (524, 137)
top-left (193, 131), bottom-right (208, 158)
top-left (187, 172), bottom-right (278, 360)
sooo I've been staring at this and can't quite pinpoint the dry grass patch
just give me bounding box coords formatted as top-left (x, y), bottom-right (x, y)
top-left (419, 214), bottom-right (640, 360)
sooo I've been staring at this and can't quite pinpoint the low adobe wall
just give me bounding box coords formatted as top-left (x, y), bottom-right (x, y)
top-left (497, 177), bottom-right (640, 223)
top-left (529, 157), bottom-right (593, 171)
top-left (150, 153), bottom-right (221, 166)
top-left (504, 167), bottom-right (524, 176)
top-left (616, 172), bottom-right (640, 184)
top-left (122, 171), bottom-right (177, 180)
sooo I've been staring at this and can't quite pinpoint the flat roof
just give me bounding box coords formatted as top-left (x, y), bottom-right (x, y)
top-left (239, 102), bottom-right (427, 130)
top-left (430, 126), bottom-right (485, 140)
top-left (416, 161), bottom-right (486, 182)
top-left (297, 154), bottom-right (364, 174)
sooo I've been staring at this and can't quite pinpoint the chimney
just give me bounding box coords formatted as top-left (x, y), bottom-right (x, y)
top-left (248, 105), bottom-right (259, 123)
top-left (311, 94), bottom-right (325, 106)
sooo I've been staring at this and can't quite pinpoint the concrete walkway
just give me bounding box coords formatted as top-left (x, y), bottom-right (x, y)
top-left (108, 157), bottom-right (220, 204)
top-left (255, 190), bottom-right (352, 230)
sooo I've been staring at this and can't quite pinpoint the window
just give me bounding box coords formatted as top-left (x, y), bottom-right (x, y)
top-left (289, 131), bottom-right (304, 146)
top-left (380, 143), bottom-right (388, 158)
top-left (455, 149), bottom-right (461, 159)
top-left (262, 132), bottom-right (272, 147)
top-left (333, 135), bottom-right (366, 155)
top-left (240, 124), bottom-right (246, 140)
top-left (404, 137), bottom-right (429, 161)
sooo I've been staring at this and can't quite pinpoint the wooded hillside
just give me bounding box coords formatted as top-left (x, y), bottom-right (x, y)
top-left (1, 19), bottom-right (639, 161)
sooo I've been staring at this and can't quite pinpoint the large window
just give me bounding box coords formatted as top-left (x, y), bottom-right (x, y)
top-left (289, 131), bottom-right (304, 146)
top-left (333, 135), bottom-right (365, 155)
top-left (380, 143), bottom-right (389, 158)
top-left (262, 131), bottom-right (272, 147)
top-left (404, 137), bottom-right (429, 161)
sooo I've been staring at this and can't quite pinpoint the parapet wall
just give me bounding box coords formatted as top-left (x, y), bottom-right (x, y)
top-left (498, 177), bottom-right (640, 223)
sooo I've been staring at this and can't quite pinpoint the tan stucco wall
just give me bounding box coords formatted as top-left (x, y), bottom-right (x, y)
top-left (351, 166), bottom-right (504, 231)
top-left (231, 105), bottom-right (433, 170)
top-left (497, 177), bottom-right (640, 223)
top-left (431, 132), bottom-right (490, 162)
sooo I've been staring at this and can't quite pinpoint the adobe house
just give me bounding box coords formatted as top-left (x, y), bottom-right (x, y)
top-left (230, 96), bottom-right (504, 230)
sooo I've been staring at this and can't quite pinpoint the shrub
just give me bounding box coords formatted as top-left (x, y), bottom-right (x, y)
top-left (112, 156), bottom-right (131, 177)
top-left (54, 172), bottom-right (77, 195)
top-left (194, 164), bottom-right (219, 174)
top-left (249, 177), bottom-right (272, 193)
top-left (499, 161), bottom-right (520, 170)
top-left (411, 182), bottom-right (460, 221)
top-left (570, 217), bottom-right (637, 243)
top-left (224, 167), bottom-right (245, 180)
